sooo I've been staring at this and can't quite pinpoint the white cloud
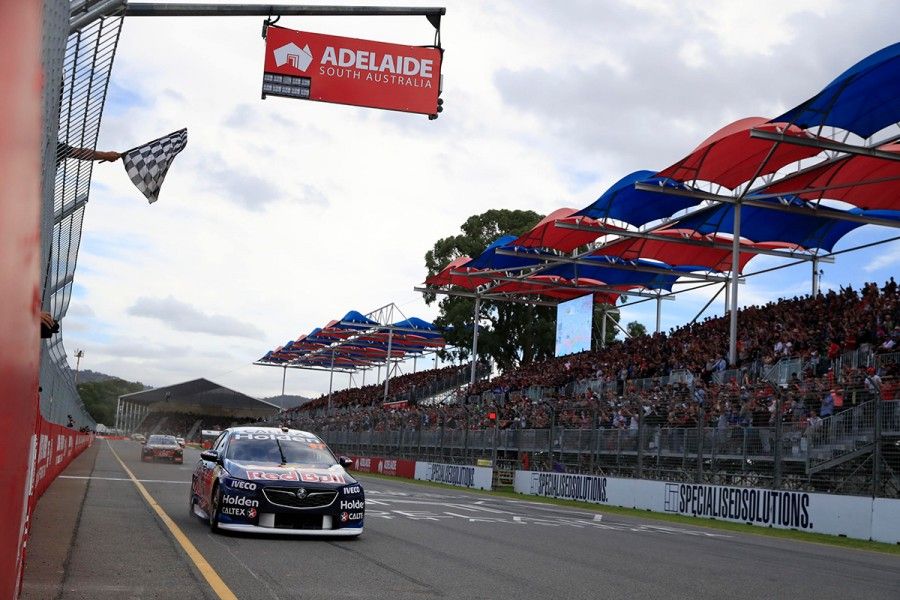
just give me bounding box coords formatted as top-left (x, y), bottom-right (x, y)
top-left (127, 296), bottom-right (266, 340)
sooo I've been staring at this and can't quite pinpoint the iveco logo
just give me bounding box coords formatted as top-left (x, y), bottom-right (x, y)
top-left (295, 488), bottom-right (308, 499)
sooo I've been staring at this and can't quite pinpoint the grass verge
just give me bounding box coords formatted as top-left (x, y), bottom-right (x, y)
top-left (353, 470), bottom-right (900, 555)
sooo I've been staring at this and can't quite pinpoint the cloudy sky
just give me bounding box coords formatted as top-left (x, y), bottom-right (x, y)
top-left (65, 0), bottom-right (900, 399)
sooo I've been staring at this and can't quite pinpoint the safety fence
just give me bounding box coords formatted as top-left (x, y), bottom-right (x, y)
top-left (322, 386), bottom-right (900, 499)
top-left (38, 1), bottom-right (124, 430)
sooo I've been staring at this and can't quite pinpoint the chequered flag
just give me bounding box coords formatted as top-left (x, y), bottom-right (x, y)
top-left (122, 128), bottom-right (187, 204)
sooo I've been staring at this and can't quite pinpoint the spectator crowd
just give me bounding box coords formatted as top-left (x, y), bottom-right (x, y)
top-left (277, 280), bottom-right (899, 436)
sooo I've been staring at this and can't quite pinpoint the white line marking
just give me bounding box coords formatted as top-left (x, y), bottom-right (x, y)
top-left (58, 475), bottom-right (189, 484)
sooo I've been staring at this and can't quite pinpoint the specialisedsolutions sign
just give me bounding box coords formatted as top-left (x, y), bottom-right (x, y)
top-left (513, 470), bottom-right (900, 543)
top-left (262, 25), bottom-right (442, 115)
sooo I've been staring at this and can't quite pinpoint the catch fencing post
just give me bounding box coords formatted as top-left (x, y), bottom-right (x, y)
top-left (636, 407), bottom-right (644, 479)
top-left (774, 389), bottom-right (783, 489)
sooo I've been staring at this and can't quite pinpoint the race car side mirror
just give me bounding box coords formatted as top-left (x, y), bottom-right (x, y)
top-left (339, 456), bottom-right (353, 468)
top-left (200, 450), bottom-right (220, 463)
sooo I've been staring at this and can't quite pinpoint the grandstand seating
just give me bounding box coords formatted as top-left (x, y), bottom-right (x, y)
top-left (284, 280), bottom-right (899, 435)
top-left (294, 363), bottom-right (481, 411)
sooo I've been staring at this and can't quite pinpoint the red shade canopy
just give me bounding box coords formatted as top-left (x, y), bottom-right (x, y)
top-left (761, 143), bottom-right (900, 211)
top-left (513, 208), bottom-right (604, 252)
top-left (658, 118), bottom-right (823, 189)
top-left (592, 229), bottom-right (800, 273)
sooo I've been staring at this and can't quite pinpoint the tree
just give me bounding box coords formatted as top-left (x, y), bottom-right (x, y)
top-left (626, 320), bottom-right (648, 338)
top-left (77, 378), bottom-right (145, 425)
top-left (424, 209), bottom-right (555, 372)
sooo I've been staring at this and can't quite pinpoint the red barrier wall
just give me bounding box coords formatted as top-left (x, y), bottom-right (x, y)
top-left (350, 456), bottom-right (416, 479)
top-left (0, 1), bottom-right (43, 597)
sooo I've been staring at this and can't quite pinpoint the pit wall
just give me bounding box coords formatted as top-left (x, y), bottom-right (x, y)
top-left (347, 455), bottom-right (900, 544)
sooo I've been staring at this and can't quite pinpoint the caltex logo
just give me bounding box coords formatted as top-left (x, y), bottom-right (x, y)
top-left (273, 42), bottom-right (313, 72)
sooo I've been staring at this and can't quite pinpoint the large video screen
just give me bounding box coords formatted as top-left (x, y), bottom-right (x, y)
top-left (555, 294), bottom-right (593, 357)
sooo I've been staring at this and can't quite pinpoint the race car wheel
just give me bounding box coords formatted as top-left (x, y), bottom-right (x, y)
top-left (208, 485), bottom-right (222, 533)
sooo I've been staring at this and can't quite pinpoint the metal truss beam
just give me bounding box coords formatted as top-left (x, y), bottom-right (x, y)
top-left (749, 128), bottom-right (900, 163)
top-left (553, 221), bottom-right (834, 263)
top-left (254, 361), bottom-right (356, 374)
top-left (491, 249), bottom-right (740, 283)
top-left (633, 182), bottom-right (900, 230)
top-left (449, 268), bottom-right (674, 299)
top-left (414, 286), bottom-right (560, 307)
top-left (124, 3), bottom-right (446, 19)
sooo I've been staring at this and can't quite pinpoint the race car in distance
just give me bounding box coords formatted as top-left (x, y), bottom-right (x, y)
top-left (141, 434), bottom-right (184, 464)
top-left (190, 426), bottom-right (363, 536)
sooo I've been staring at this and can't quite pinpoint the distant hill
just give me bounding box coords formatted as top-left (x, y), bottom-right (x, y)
top-left (76, 369), bottom-right (119, 384)
top-left (77, 373), bottom-right (150, 426)
top-left (261, 395), bottom-right (311, 410)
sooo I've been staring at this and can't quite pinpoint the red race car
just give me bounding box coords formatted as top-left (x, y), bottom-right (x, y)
top-left (141, 434), bottom-right (184, 464)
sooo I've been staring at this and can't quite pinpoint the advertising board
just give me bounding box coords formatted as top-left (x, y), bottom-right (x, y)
top-left (262, 26), bottom-right (442, 115)
top-left (414, 461), bottom-right (493, 490)
top-left (513, 470), bottom-right (900, 543)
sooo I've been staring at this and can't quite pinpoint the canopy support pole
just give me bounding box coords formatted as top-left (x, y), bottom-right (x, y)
top-left (600, 310), bottom-right (608, 348)
top-left (115, 398), bottom-right (121, 432)
top-left (362, 368), bottom-right (366, 387)
top-left (383, 326), bottom-right (394, 402)
top-left (327, 350), bottom-right (335, 413)
top-left (812, 257), bottom-right (820, 296)
top-left (413, 356), bottom-right (417, 373)
top-left (281, 366), bottom-right (287, 397)
top-left (470, 295), bottom-right (481, 386)
top-left (724, 276), bottom-right (729, 314)
top-left (728, 203), bottom-right (741, 365)
top-left (655, 295), bottom-right (661, 333)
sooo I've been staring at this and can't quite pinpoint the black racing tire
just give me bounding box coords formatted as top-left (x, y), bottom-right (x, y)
top-left (208, 484), bottom-right (222, 533)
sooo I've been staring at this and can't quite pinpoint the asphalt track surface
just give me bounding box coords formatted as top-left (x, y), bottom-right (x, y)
top-left (40, 440), bottom-right (900, 599)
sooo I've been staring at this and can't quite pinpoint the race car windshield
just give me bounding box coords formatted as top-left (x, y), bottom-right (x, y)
top-left (226, 437), bottom-right (337, 467)
top-left (148, 435), bottom-right (177, 445)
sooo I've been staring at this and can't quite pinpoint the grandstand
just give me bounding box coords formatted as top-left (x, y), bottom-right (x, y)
top-left (309, 280), bottom-right (899, 497)
top-left (117, 378), bottom-right (278, 441)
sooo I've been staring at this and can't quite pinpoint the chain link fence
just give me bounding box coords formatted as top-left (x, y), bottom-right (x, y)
top-left (318, 376), bottom-right (900, 498)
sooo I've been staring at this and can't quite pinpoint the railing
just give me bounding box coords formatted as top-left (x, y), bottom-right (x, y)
top-left (806, 399), bottom-right (875, 472)
top-left (712, 368), bottom-right (741, 385)
top-left (320, 393), bottom-right (900, 498)
top-left (764, 357), bottom-right (803, 385)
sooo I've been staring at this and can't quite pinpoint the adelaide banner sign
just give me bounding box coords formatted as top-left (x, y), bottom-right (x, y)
top-left (262, 26), bottom-right (442, 115)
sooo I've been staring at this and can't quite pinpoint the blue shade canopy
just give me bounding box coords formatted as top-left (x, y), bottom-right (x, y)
top-left (774, 43), bottom-right (900, 138)
top-left (544, 256), bottom-right (681, 291)
top-left (467, 235), bottom-right (541, 270)
top-left (337, 310), bottom-right (378, 330)
top-left (391, 317), bottom-right (442, 337)
top-left (672, 198), bottom-right (880, 252)
top-left (575, 171), bottom-right (700, 227)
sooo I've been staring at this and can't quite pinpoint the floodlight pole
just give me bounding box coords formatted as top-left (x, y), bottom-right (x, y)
top-left (470, 295), bottom-right (481, 386)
